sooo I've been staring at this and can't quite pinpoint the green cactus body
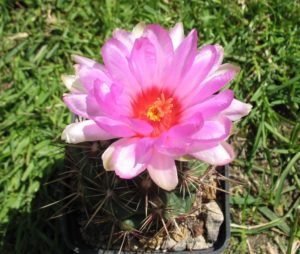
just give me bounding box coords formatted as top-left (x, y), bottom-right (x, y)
top-left (65, 139), bottom-right (219, 251)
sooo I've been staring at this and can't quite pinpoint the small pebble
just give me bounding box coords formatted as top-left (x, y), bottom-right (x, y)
top-left (161, 237), bottom-right (177, 250)
top-left (205, 201), bottom-right (224, 242)
top-left (193, 235), bottom-right (210, 250)
top-left (186, 237), bottom-right (195, 250)
top-left (172, 240), bottom-right (186, 251)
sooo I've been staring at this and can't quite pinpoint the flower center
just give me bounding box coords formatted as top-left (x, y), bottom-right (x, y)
top-left (132, 87), bottom-right (181, 137)
top-left (146, 93), bottom-right (174, 122)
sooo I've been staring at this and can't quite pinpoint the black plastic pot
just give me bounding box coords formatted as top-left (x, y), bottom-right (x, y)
top-left (60, 165), bottom-right (230, 254)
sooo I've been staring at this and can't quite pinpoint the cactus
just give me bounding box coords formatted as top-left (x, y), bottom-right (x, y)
top-left (64, 136), bottom-right (220, 251)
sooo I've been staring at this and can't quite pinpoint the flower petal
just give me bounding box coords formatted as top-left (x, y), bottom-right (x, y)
top-left (72, 55), bottom-right (97, 67)
top-left (101, 38), bottom-right (141, 96)
top-left (61, 75), bottom-right (86, 93)
top-left (188, 64), bottom-right (240, 105)
top-left (112, 29), bottom-right (134, 53)
top-left (134, 137), bottom-right (155, 164)
top-left (129, 37), bottom-right (156, 91)
top-left (101, 143), bottom-right (115, 171)
top-left (207, 44), bottom-right (224, 75)
top-left (128, 118), bottom-right (154, 135)
top-left (102, 138), bottom-right (147, 179)
top-left (191, 142), bottom-right (235, 165)
top-left (168, 112), bottom-right (203, 138)
top-left (78, 65), bottom-right (112, 92)
top-left (155, 113), bottom-right (203, 156)
top-left (144, 24), bottom-right (174, 55)
top-left (93, 114), bottom-right (153, 137)
top-left (93, 116), bottom-right (136, 137)
top-left (63, 94), bottom-right (89, 118)
top-left (176, 45), bottom-right (224, 103)
top-left (144, 24), bottom-right (174, 86)
top-left (164, 29), bottom-right (197, 90)
top-left (93, 80), bottom-right (131, 117)
top-left (191, 116), bottom-right (232, 142)
top-left (132, 22), bottom-right (145, 38)
top-left (155, 135), bottom-right (190, 157)
top-left (221, 99), bottom-right (252, 121)
top-left (169, 22), bottom-right (184, 50)
top-left (147, 151), bottom-right (178, 191)
top-left (86, 88), bottom-right (104, 117)
top-left (182, 89), bottom-right (234, 120)
top-left (61, 120), bottom-right (116, 144)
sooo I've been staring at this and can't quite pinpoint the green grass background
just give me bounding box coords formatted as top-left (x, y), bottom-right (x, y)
top-left (0, 0), bottom-right (299, 253)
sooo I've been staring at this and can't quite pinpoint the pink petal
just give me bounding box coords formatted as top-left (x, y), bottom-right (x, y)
top-left (207, 44), bottom-right (224, 75)
top-left (164, 29), bottom-right (197, 91)
top-left (184, 141), bottom-right (220, 154)
top-left (176, 45), bottom-right (224, 103)
top-left (86, 89), bottom-right (104, 117)
top-left (93, 115), bottom-right (153, 137)
top-left (144, 24), bottom-right (174, 55)
top-left (93, 116), bottom-right (136, 137)
top-left (182, 89), bottom-right (234, 120)
top-left (101, 38), bottom-right (141, 96)
top-left (169, 22), bottom-right (184, 50)
top-left (134, 137), bottom-right (155, 163)
top-left (112, 29), bottom-right (135, 53)
top-left (155, 134), bottom-right (188, 156)
top-left (61, 75), bottom-right (86, 93)
top-left (93, 79), bottom-right (153, 135)
top-left (155, 113), bottom-right (203, 156)
top-left (63, 94), bottom-right (89, 118)
top-left (61, 120), bottom-right (116, 144)
top-left (102, 138), bottom-right (147, 179)
top-left (191, 142), bottom-right (235, 165)
top-left (147, 150), bottom-right (178, 191)
top-left (144, 24), bottom-right (174, 85)
top-left (168, 112), bottom-right (203, 138)
top-left (78, 65), bottom-right (112, 91)
top-left (129, 37), bottom-right (156, 91)
top-left (128, 118), bottom-right (154, 135)
top-left (188, 64), bottom-right (240, 105)
top-left (72, 55), bottom-right (97, 67)
top-left (191, 117), bottom-right (232, 142)
top-left (93, 80), bottom-right (131, 117)
top-left (221, 99), bottom-right (252, 121)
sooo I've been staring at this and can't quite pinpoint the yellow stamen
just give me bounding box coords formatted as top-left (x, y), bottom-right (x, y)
top-left (146, 93), bottom-right (174, 122)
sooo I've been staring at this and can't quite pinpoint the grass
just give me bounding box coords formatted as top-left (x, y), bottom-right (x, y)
top-left (0, 0), bottom-right (299, 253)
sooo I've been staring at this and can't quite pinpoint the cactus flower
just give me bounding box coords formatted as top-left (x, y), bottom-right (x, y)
top-left (62, 23), bottom-right (252, 191)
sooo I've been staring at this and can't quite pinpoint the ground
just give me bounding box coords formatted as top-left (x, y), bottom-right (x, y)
top-left (0, 0), bottom-right (299, 253)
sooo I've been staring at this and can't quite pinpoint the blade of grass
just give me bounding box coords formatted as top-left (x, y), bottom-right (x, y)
top-left (274, 152), bottom-right (300, 207)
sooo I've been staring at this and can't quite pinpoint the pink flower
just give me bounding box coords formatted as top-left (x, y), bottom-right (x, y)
top-left (61, 23), bottom-right (252, 191)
